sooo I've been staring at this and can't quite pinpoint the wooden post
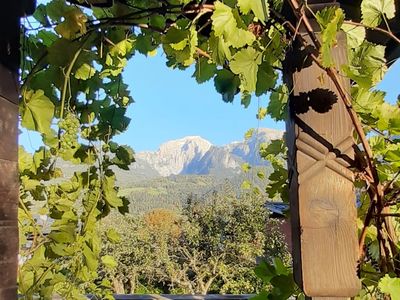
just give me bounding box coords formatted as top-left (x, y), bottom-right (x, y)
top-left (0, 1), bottom-right (35, 299)
top-left (284, 30), bottom-right (361, 297)
top-left (0, 64), bottom-right (19, 300)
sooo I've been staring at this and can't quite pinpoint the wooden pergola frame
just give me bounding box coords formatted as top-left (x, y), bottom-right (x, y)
top-left (1, 0), bottom-right (399, 299)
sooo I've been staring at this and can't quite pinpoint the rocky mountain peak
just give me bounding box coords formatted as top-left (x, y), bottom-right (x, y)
top-left (136, 136), bottom-right (212, 176)
top-left (158, 136), bottom-right (212, 155)
top-left (134, 128), bottom-right (283, 177)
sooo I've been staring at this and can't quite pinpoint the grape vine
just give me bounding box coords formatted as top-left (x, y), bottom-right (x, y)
top-left (19, 0), bottom-right (400, 299)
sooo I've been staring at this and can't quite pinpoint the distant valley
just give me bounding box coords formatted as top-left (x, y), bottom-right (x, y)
top-left (116, 128), bottom-right (283, 183)
top-left (113, 128), bottom-right (283, 213)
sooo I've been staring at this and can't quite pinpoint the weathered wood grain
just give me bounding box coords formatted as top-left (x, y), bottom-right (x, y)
top-left (285, 32), bottom-right (360, 297)
top-left (0, 97), bottom-right (18, 162)
top-left (0, 72), bottom-right (18, 300)
top-left (0, 65), bottom-right (18, 103)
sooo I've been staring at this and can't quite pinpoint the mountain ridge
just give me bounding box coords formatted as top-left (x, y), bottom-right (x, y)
top-left (132, 128), bottom-right (283, 178)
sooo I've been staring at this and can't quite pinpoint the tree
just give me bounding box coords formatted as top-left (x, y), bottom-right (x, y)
top-left (19, 0), bottom-right (400, 298)
top-left (99, 191), bottom-right (288, 295)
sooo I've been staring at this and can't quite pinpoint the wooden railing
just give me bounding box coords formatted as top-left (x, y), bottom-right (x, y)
top-left (85, 295), bottom-right (253, 300)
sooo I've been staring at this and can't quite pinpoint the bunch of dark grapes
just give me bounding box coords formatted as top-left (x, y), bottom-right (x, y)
top-left (58, 113), bottom-right (80, 152)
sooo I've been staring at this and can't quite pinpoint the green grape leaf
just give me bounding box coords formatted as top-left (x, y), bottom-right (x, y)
top-left (257, 107), bottom-right (267, 120)
top-left (47, 38), bottom-right (81, 67)
top-left (42, 129), bottom-right (59, 148)
top-left (214, 69), bottom-right (240, 102)
top-left (163, 26), bottom-right (198, 66)
top-left (19, 146), bottom-right (33, 173)
top-left (21, 177), bottom-right (41, 192)
top-left (241, 163), bottom-right (251, 172)
top-left (99, 105), bottom-right (131, 133)
top-left (378, 275), bottom-right (400, 300)
top-left (237, 0), bottom-right (269, 23)
top-left (260, 139), bottom-right (285, 157)
top-left (193, 57), bottom-right (217, 84)
top-left (244, 128), bottom-right (254, 140)
top-left (18, 270), bottom-right (34, 294)
top-left (352, 87), bottom-right (385, 122)
top-left (111, 145), bottom-right (135, 170)
top-left (21, 89), bottom-right (55, 134)
top-left (109, 38), bottom-right (134, 57)
top-left (209, 33), bottom-right (232, 65)
top-left (164, 26), bottom-right (189, 48)
top-left (254, 260), bottom-right (276, 283)
top-left (211, 1), bottom-right (255, 48)
top-left (102, 174), bottom-right (123, 208)
top-left (256, 61), bottom-right (277, 96)
top-left (83, 243), bottom-right (98, 271)
top-left (341, 24), bottom-right (366, 49)
top-left (377, 102), bottom-right (400, 131)
top-left (241, 180), bottom-right (252, 190)
top-left (48, 229), bottom-right (75, 244)
top-left (266, 168), bottom-right (288, 200)
top-left (268, 85), bottom-right (289, 121)
top-left (315, 7), bottom-right (345, 67)
top-left (212, 1), bottom-right (237, 37)
top-left (116, 145), bottom-right (135, 164)
top-left (37, 30), bottom-right (58, 47)
top-left (150, 15), bottom-right (166, 29)
top-left (241, 93), bottom-right (251, 108)
top-left (101, 255), bottom-right (118, 269)
top-left (251, 290), bottom-right (269, 300)
top-left (108, 141), bottom-right (119, 152)
top-left (273, 257), bottom-right (289, 275)
top-left (229, 47), bottom-right (262, 92)
top-left (74, 63), bottom-right (95, 80)
top-left (342, 41), bottom-right (386, 88)
top-left (270, 274), bottom-right (296, 299)
top-left (361, 0), bottom-right (396, 27)
top-left (389, 117), bottom-right (400, 135)
top-left (163, 26), bottom-right (183, 43)
top-left (385, 144), bottom-right (400, 166)
top-left (27, 244), bottom-right (46, 266)
top-left (106, 228), bottom-right (121, 244)
top-left (227, 28), bottom-right (256, 49)
top-left (118, 196), bottom-right (130, 215)
top-left (46, 0), bottom-right (70, 21)
top-left (55, 7), bottom-right (87, 40)
top-left (33, 4), bottom-right (51, 27)
top-left (271, 0), bottom-right (284, 10)
top-left (135, 33), bottom-right (157, 56)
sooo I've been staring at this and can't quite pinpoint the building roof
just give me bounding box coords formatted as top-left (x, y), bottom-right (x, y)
top-left (265, 201), bottom-right (289, 218)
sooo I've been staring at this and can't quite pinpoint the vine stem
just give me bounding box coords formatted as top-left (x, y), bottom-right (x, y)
top-left (286, 0), bottom-right (396, 262)
top-left (343, 20), bottom-right (400, 45)
top-left (25, 261), bottom-right (57, 295)
top-left (19, 197), bottom-right (41, 249)
top-left (60, 48), bottom-right (82, 120)
top-left (288, 0), bottom-right (377, 179)
top-left (384, 170), bottom-right (400, 192)
top-left (375, 213), bottom-right (400, 217)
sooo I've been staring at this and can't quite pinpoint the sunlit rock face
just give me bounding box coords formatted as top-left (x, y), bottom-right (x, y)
top-left (136, 136), bottom-right (212, 176)
top-left (226, 128), bottom-right (283, 165)
top-left (135, 128), bottom-right (283, 177)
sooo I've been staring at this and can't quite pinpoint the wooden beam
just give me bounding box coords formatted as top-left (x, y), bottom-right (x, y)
top-left (284, 32), bottom-right (360, 297)
top-left (0, 1), bottom-right (34, 299)
top-left (0, 64), bottom-right (19, 300)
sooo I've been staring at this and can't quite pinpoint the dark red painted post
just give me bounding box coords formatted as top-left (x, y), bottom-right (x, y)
top-left (0, 1), bottom-right (35, 299)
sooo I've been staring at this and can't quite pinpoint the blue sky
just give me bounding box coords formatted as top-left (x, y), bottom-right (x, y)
top-left (113, 51), bottom-right (284, 151)
top-left (20, 52), bottom-right (400, 152)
